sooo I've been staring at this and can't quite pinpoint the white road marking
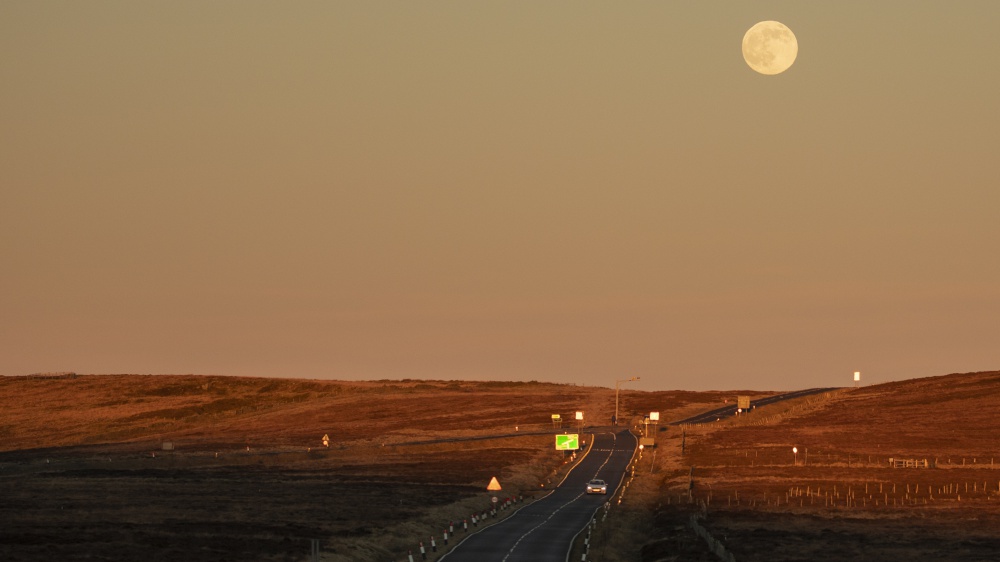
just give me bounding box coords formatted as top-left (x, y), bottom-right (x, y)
top-left (501, 433), bottom-right (619, 561)
top-left (500, 492), bottom-right (585, 561)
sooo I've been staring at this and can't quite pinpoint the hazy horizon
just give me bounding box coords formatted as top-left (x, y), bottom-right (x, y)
top-left (3, 2), bottom-right (998, 391)
top-left (10, 369), bottom-right (996, 395)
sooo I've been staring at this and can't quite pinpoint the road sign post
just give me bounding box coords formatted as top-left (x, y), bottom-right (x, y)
top-left (737, 396), bottom-right (750, 412)
top-left (642, 411), bottom-right (659, 443)
top-left (554, 434), bottom-right (580, 450)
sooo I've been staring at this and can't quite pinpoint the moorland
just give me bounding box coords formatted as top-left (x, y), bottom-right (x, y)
top-left (2, 370), bottom-right (999, 561)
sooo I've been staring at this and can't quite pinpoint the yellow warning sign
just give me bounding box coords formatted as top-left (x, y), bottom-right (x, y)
top-left (487, 476), bottom-right (502, 491)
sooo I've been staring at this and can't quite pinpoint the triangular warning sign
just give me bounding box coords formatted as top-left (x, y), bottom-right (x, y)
top-left (487, 476), bottom-right (502, 491)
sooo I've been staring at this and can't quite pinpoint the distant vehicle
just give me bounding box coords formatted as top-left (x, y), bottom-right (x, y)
top-left (586, 479), bottom-right (608, 495)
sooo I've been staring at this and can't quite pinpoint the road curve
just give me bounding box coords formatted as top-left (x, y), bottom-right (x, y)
top-left (440, 429), bottom-right (636, 562)
top-left (670, 387), bottom-right (840, 425)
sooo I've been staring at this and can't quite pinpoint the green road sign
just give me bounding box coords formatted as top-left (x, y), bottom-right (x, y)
top-left (555, 434), bottom-right (579, 450)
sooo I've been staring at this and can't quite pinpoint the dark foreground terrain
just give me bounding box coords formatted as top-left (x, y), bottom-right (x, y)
top-left (0, 375), bottom-right (732, 561)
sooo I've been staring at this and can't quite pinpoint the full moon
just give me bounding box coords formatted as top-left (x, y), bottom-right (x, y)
top-left (742, 21), bottom-right (798, 75)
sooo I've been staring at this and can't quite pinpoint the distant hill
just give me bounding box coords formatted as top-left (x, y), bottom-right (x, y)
top-left (0, 374), bottom-right (732, 454)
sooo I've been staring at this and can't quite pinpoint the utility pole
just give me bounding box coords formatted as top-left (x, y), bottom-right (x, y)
top-left (614, 376), bottom-right (640, 427)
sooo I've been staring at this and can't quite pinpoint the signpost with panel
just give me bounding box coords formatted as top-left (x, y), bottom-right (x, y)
top-left (554, 434), bottom-right (579, 450)
top-left (644, 411), bottom-right (660, 443)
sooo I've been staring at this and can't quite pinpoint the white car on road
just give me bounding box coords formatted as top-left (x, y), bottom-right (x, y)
top-left (586, 479), bottom-right (608, 494)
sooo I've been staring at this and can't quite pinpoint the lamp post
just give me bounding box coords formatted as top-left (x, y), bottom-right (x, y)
top-left (614, 376), bottom-right (640, 427)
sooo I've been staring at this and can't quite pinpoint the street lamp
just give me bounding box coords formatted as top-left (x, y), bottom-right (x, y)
top-left (614, 376), bottom-right (640, 427)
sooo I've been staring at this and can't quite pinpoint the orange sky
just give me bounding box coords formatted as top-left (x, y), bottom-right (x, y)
top-left (2, 2), bottom-right (998, 390)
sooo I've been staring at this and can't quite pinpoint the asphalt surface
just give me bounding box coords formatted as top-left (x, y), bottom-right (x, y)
top-left (440, 429), bottom-right (636, 562)
top-left (670, 387), bottom-right (841, 425)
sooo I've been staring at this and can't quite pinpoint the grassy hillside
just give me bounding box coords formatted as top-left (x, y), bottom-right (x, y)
top-left (0, 373), bottom-right (742, 562)
top-left (5, 371), bottom-right (997, 561)
top-left (0, 374), bottom-right (750, 454)
top-left (588, 370), bottom-right (1000, 562)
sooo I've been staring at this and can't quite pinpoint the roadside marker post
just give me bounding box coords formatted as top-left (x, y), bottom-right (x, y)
top-left (487, 476), bottom-right (502, 518)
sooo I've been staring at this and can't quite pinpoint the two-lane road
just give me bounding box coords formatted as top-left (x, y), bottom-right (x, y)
top-left (441, 429), bottom-right (636, 562)
top-left (670, 387), bottom-right (840, 425)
